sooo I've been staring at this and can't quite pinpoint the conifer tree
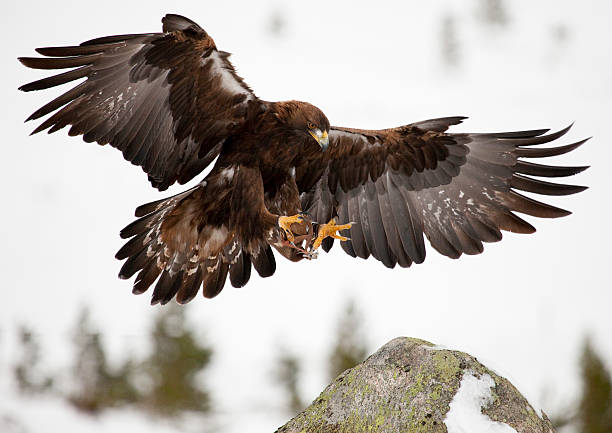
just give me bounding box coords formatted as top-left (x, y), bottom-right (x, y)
top-left (13, 326), bottom-right (54, 394)
top-left (273, 348), bottom-right (304, 415)
top-left (68, 308), bottom-right (138, 412)
top-left (578, 338), bottom-right (612, 433)
top-left (141, 305), bottom-right (213, 416)
top-left (328, 300), bottom-right (368, 381)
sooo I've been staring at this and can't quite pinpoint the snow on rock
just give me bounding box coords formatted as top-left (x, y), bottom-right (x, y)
top-left (278, 337), bottom-right (556, 433)
top-left (445, 370), bottom-right (518, 433)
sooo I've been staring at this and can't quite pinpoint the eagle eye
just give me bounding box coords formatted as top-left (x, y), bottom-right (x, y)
top-left (307, 121), bottom-right (315, 129)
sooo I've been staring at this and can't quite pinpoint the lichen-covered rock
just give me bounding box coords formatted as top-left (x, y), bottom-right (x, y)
top-left (276, 337), bottom-right (555, 433)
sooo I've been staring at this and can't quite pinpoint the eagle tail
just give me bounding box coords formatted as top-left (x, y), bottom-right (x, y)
top-left (116, 185), bottom-right (243, 304)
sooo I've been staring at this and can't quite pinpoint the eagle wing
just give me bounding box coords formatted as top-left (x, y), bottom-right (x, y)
top-left (19, 14), bottom-right (258, 190)
top-left (297, 118), bottom-right (588, 268)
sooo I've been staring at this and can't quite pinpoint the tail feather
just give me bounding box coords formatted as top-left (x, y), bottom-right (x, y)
top-left (251, 245), bottom-right (276, 278)
top-left (133, 260), bottom-right (162, 295)
top-left (229, 250), bottom-right (252, 288)
top-left (151, 269), bottom-right (183, 305)
top-left (117, 184), bottom-right (275, 303)
top-left (176, 267), bottom-right (203, 304)
top-left (202, 257), bottom-right (229, 299)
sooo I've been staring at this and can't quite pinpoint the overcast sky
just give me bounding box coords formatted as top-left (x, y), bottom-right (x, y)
top-left (2, 1), bottom-right (611, 432)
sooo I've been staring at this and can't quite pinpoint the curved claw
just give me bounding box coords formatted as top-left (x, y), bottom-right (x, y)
top-left (279, 238), bottom-right (318, 260)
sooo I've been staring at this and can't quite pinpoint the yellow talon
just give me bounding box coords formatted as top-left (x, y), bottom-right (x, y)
top-left (278, 214), bottom-right (304, 243)
top-left (312, 218), bottom-right (352, 250)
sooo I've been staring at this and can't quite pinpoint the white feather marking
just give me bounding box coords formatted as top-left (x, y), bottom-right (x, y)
top-left (201, 51), bottom-right (252, 98)
top-left (207, 227), bottom-right (229, 249)
top-left (434, 207), bottom-right (443, 223)
top-left (144, 228), bottom-right (154, 244)
top-left (231, 249), bottom-right (242, 265)
top-left (220, 167), bottom-right (235, 182)
top-left (187, 266), bottom-right (198, 276)
top-left (228, 241), bottom-right (238, 255)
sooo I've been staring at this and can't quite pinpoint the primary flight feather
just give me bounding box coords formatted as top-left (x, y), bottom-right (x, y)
top-left (19, 14), bottom-right (589, 304)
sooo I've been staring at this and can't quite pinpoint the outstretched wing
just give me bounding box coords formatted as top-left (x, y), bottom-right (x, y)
top-left (297, 118), bottom-right (588, 268)
top-left (19, 14), bottom-right (259, 190)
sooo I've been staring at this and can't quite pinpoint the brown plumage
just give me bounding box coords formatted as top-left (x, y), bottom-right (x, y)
top-left (19, 14), bottom-right (589, 304)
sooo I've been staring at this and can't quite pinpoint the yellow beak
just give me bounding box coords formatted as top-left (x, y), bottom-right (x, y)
top-left (309, 128), bottom-right (329, 150)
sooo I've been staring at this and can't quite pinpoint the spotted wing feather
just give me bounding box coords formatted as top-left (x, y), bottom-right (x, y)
top-left (19, 14), bottom-right (259, 190)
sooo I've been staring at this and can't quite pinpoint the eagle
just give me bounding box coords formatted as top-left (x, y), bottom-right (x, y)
top-left (19, 14), bottom-right (588, 305)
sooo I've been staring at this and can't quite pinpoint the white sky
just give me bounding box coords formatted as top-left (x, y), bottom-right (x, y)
top-left (1, 1), bottom-right (611, 432)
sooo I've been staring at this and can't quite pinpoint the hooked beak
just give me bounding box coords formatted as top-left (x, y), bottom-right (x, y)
top-left (309, 128), bottom-right (329, 151)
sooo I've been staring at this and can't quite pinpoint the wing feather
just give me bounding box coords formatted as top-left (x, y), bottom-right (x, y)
top-left (345, 191), bottom-right (368, 259)
top-left (298, 119), bottom-right (588, 267)
top-left (20, 14), bottom-right (260, 190)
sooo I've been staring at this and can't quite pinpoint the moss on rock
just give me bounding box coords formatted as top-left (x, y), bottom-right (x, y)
top-left (276, 337), bottom-right (555, 433)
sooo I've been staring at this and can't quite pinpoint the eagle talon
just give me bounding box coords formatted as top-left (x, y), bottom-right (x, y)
top-left (280, 238), bottom-right (317, 260)
top-left (311, 218), bottom-right (353, 250)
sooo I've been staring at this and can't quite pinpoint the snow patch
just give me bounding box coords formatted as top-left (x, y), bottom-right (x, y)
top-left (423, 344), bottom-right (452, 351)
top-left (445, 370), bottom-right (518, 433)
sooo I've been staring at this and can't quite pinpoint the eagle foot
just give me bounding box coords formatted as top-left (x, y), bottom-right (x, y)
top-left (311, 218), bottom-right (353, 250)
top-left (278, 213), bottom-right (319, 259)
top-left (278, 214), bottom-right (305, 243)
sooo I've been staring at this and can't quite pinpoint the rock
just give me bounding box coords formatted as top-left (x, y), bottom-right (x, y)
top-left (276, 337), bottom-right (555, 433)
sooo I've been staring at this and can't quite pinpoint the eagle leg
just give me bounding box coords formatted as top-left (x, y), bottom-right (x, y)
top-left (311, 218), bottom-right (353, 250)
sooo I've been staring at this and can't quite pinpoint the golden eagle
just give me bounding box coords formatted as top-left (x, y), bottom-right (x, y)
top-left (19, 14), bottom-right (588, 304)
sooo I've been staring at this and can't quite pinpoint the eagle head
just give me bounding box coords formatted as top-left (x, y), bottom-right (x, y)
top-left (275, 100), bottom-right (330, 151)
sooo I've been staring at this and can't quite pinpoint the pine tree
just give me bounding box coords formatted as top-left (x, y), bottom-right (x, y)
top-left (328, 300), bottom-right (368, 381)
top-left (13, 326), bottom-right (54, 394)
top-left (68, 308), bottom-right (138, 413)
top-left (141, 305), bottom-right (213, 416)
top-left (477, 0), bottom-right (509, 27)
top-left (578, 338), bottom-right (612, 433)
top-left (440, 14), bottom-right (460, 68)
top-left (273, 347), bottom-right (304, 415)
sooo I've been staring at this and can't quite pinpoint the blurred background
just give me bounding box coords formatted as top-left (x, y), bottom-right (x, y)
top-left (1, 0), bottom-right (611, 432)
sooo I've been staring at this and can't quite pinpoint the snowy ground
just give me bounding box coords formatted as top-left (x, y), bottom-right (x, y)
top-left (2, 1), bottom-right (611, 432)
